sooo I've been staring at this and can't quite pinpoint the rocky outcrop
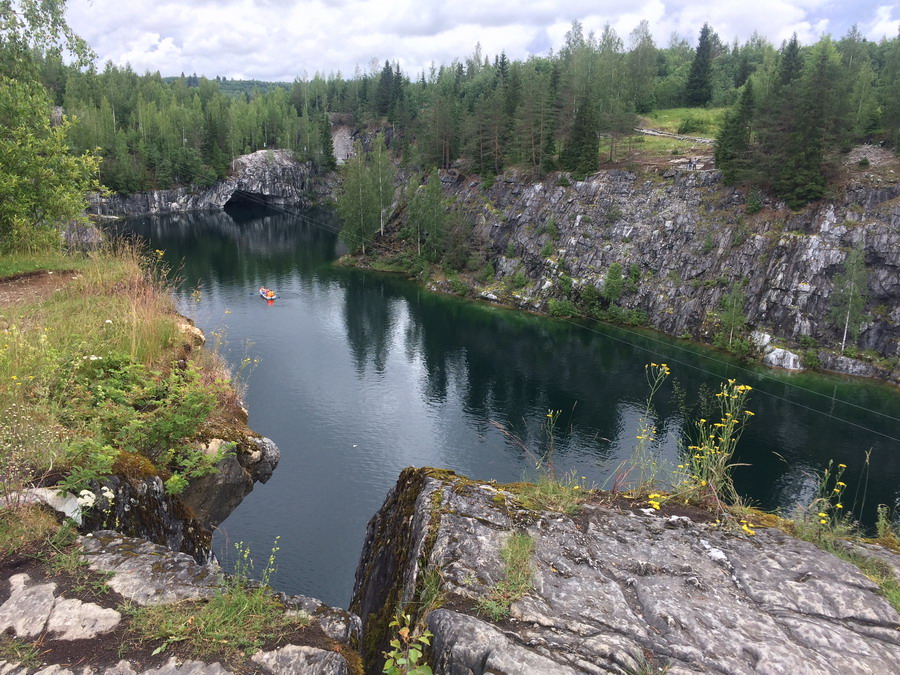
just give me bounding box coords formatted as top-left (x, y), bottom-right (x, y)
top-left (352, 468), bottom-right (900, 674)
top-left (88, 150), bottom-right (316, 217)
top-left (0, 532), bottom-right (361, 674)
top-left (180, 436), bottom-right (280, 532)
top-left (425, 166), bottom-right (900, 382)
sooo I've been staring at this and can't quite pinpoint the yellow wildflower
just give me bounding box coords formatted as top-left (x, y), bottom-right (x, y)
top-left (838, 463), bottom-right (847, 468)
top-left (836, 503), bottom-right (843, 509)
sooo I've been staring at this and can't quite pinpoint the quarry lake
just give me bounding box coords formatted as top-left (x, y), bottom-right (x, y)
top-left (120, 205), bottom-right (900, 609)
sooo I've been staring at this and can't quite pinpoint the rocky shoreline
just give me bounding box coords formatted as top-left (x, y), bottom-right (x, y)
top-left (5, 468), bottom-right (899, 673)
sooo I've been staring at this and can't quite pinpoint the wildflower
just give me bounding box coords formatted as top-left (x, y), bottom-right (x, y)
top-left (817, 512), bottom-right (827, 518)
top-left (648, 500), bottom-right (661, 510)
top-left (838, 463), bottom-right (847, 468)
top-left (572, 485), bottom-right (580, 491)
top-left (820, 519), bottom-right (827, 524)
top-left (741, 523), bottom-right (756, 536)
top-left (836, 503), bottom-right (843, 509)
top-left (836, 481), bottom-right (846, 487)
top-left (77, 490), bottom-right (96, 509)
top-left (104, 319), bottom-right (113, 324)
top-left (700, 480), bottom-right (707, 487)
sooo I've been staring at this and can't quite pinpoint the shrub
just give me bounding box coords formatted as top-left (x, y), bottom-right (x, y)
top-left (746, 189), bottom-right (763, 214)
top-left (548, 299), bottom-right (577, 317)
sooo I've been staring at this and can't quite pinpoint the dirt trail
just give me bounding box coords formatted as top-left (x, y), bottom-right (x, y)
top-left (0, 270), bottom-right (79, 308)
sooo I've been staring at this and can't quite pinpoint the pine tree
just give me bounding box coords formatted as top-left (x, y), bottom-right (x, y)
top-left (715, 79), bottom-right (755, 183)
top-left (685, 24), bottom-right (715, 106)
top-left (560, 95), bottom-right (598, 178)
top-left (319, 112), bottom-right (337, 171)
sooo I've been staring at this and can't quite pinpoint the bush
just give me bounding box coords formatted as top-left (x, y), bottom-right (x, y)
top-left (746, 189), bottom-right (763, 214)
top-left (477, 262), bottom-right (495, 284)
top-left (548, 299), bottom-right (578, 317)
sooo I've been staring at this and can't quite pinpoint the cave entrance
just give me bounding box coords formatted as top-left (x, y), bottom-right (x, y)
top-left (224, 190), bottom-right (271, 211)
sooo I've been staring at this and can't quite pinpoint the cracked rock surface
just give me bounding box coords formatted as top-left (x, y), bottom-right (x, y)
top-left (2, 532), bottom-right (360, 674)
top-left (353, 468), bottom-right (900, 674)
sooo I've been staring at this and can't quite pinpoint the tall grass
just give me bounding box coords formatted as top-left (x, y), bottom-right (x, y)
top-left (0, 241), bottom-right (227, 502)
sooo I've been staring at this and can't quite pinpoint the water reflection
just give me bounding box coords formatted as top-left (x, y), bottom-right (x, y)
top-left (117, 205), bottom-right (900, 608)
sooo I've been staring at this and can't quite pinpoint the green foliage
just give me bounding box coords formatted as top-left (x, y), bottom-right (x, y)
top-left (673, 379), bottom-right (754, 510)
top-left (476, 532), bottom-right (533, 621)
top-left (0, 74), bottom-right (101, 253)
top-left (0, 635), bottom-right (42, 669)
top-left (701, 234), bottom-right (715, 254)
top-left (406, 170), bottom-right (447, 263)
top-left (476, 261), bottom-right (495, 284)
top-left (828, 244), bottom-right (869, 352)
top-left (545, 217), bottom-right (559, 239)
top-left (382, 614), bottom-right (433, 675)
top-left (617, 363), bottom-right (670, 496)
top-left (517, 472), bottom-right (588, 515)
top-left (337, 137), bottom-right (396, 254)
top-left (540, 241), bottom-right (554, 257)
top-left (789, 460), bottom-right (856, 543)
top-left (745, 189), bottom-right (762, 214)
top-left (505, 241), bottom-right (516, 257)
top-left (714, 283), bottom-right (748, 352)
top-left (127, 539), bottom-right (306, 660)
top-left (548, 299), bottom-right (577, 317)
top-left (602, 262), bottom-right (624, 304)
top-left (685, 24), bottom-right (716, 106)
top-left (508, 269), bottom-right (528, 289)
top-left (557, 274), bottom-right (573, 296)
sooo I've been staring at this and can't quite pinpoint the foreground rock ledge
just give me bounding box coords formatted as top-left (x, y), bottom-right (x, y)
top-left (351, 468), bottom-right (900, 674)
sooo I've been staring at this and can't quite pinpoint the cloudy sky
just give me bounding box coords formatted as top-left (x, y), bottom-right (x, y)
top-left (65, 0), bottom-right (899, 82)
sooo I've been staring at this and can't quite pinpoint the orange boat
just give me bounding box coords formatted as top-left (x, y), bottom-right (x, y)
top-left (259, 286), bottom-right (276, 300)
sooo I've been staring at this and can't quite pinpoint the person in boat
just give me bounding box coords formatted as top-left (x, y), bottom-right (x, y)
top-left (260, 286), bottom-right (275, 299)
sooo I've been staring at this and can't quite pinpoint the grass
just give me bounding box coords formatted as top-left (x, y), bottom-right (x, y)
top-left (516, 473), bottom-right (589, 514)
top-left (639, 107), bottom-right (727, 136)
top-left (0, 249), bottom-right (89, 279)
top-left (125, 541), bottom-right (308, 663)
top-left (476, 531), bottom-right (534, 621)
top-left (0, 242), bottom-right (243, 500)
top-left (0, 635), bottom-right (43, 669)
top-left (0, 503), bottom-right (60, 555)
top-left (608, 134), bottom-right (698, 159)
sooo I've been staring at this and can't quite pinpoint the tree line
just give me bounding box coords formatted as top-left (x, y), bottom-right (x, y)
top-left (17, 12), bottom-right (900, 206)
top-left (715, 28), bottom-right (900, 207)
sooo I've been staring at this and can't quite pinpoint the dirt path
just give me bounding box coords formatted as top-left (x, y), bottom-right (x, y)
top-left (0, 270), bottom-right (79, 308)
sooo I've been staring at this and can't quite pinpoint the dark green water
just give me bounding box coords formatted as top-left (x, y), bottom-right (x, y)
top-left (120, 205), bottom-right (900, 609)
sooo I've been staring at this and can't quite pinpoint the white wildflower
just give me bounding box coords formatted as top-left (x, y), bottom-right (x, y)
top-left (77, 489), bottom-right (96, 509)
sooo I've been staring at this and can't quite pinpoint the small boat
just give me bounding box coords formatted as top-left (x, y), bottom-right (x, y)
top-left (259, 286), bottom-right (276, 300)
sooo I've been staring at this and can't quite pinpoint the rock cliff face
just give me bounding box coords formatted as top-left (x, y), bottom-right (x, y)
top-left (88, 150), bottom-right (316, 217)
top-left (432, 166), bottom-right (900, 381)
top-left (352, 468), bottom-right (900, 674)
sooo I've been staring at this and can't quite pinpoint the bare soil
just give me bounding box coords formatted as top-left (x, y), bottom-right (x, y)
top-left (0, 270), bottom-right (79, 308)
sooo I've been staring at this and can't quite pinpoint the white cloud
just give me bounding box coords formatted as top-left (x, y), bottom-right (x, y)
top-left (64, 0), bottom-right (893, 81)
top-left (867, 5), bottom-right (900, 40)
